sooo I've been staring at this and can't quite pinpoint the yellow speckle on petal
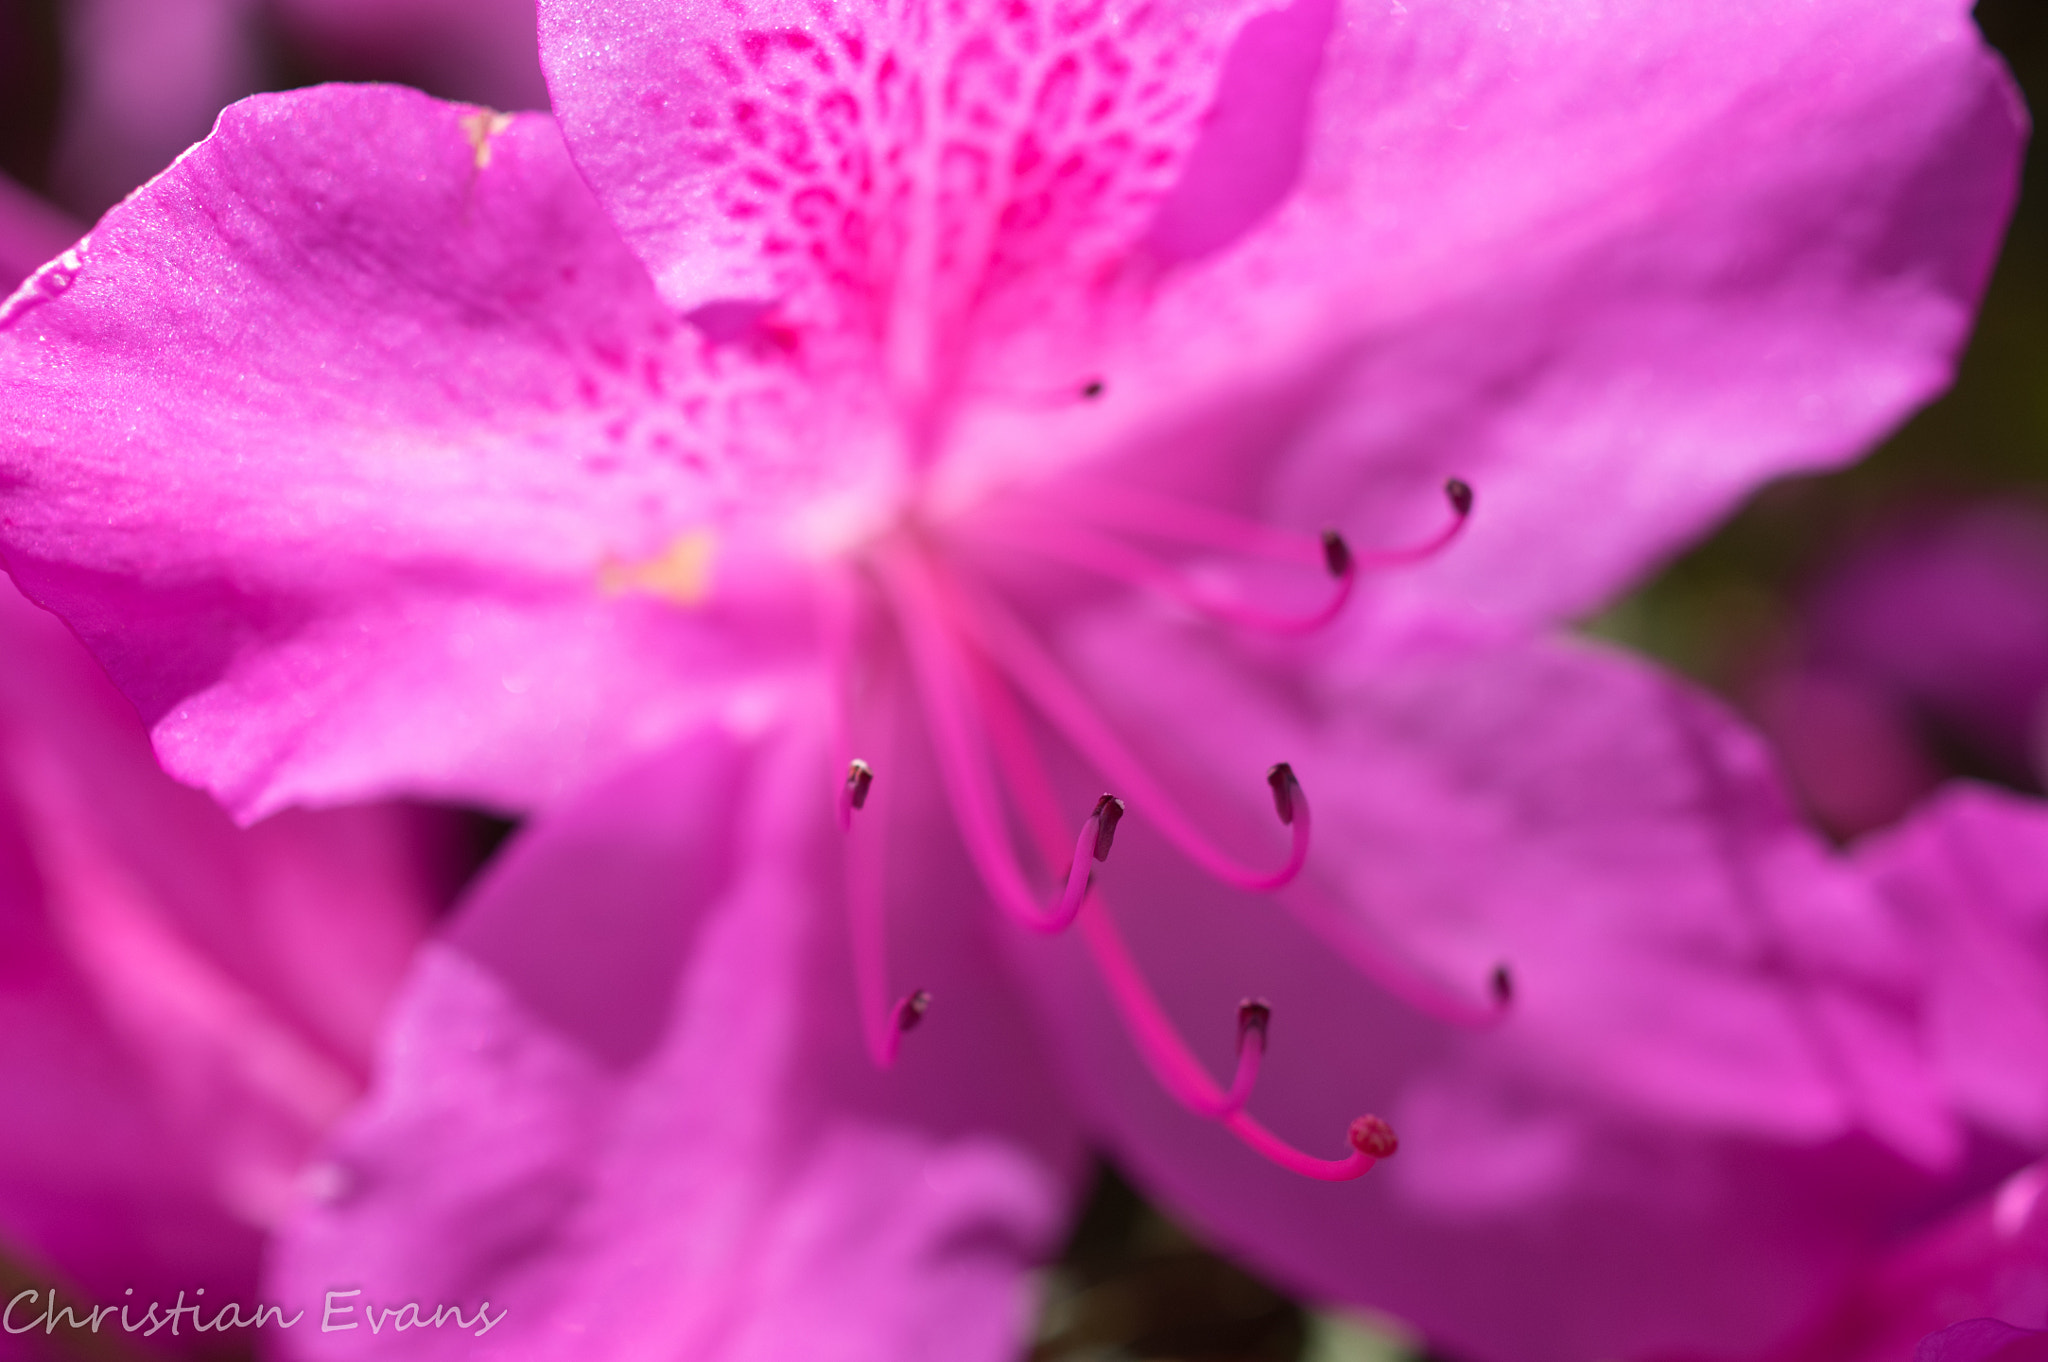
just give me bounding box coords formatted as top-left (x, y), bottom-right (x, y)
top-left (460, 109), bottom-right (515, 169)
top-left (600, 530), bottom-right (718, 605)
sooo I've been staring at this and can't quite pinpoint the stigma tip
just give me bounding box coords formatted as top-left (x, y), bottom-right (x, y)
top-left (894, 990), bottom-right (932, 1033)
top-left (1091, 793), bottom-right (1127, 862)
top-left (1320, 529), bottom-right (1353, 579)
top-left (1445, 478), bottom-right (1473, 518)
top-left (1266, 763), bottom-right (1300, 826)
top-left (1490, 963), bottom-right (1513, 1006)
top-left (1237, 998), bottom-right (1271, 1043)
top-left (845, 759), bottom-right (874, 812)
top-left (1348, 1114), bottom-right (1398, 1159)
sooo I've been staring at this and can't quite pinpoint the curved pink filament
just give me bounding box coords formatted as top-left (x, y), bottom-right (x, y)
top-left (1219, 1017), bottom-right (1265, 1118)
top-left (1063, 481), bottom-right (1471, 570)
top-left (937, 573), bottom-right (1308, 891)
top-left (981, 516), bottom-right (1355, 635)
top-left (881, 548), bottom-right (1100, 935)
top-left (829, 590), bottom-right (910, 1069)
top-left (1078, 899), bottom-right (1376, 1180)
top-left (964, 644), bottom-right (1381, 1182)
top-left (1221, 1112), bottom-right (1376, 1181)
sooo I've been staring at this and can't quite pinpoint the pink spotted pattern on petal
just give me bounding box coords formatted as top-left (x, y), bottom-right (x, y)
top-left (546, 0), bottom-right (1278, 403)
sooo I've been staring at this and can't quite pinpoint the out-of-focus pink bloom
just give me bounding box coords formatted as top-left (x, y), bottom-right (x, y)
top-left (275, 0), bottom-right (547, 113)
top-left (1766, 784), bottom-right (2048, 1361)
top-left (0, 177), bottom-right (76, 294)
top-left (0, 1), bottom-right (2027, 1358)
top-left (1917, 1319), bottom-right (2048, 1362)
top-left (1810, 505), bottom-right (2048, 785)
top-left (1745, 503), bottom-right (2048, 838)
top-left (1749, 668), bottom-right (1945, 840)
top-left (49, 0), bottom-right (543, 214)
top-left (50, 0), bottom-right (262, 215)
top-left (0, 578), bottom-right (449, 1347)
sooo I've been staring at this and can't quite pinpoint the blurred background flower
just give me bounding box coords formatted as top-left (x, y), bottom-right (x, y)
top-left (0, 576), bottom-right (467, 1360)
top-left (1594, 1), bottom-right (2048, 848)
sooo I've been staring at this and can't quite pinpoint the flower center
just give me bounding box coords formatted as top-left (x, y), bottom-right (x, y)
top-left (826, 418), bottom-right (1475, 1179)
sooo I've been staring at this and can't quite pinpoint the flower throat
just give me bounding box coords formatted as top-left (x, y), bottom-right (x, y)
top-left (829, 413), bottom-right (1477, 1181)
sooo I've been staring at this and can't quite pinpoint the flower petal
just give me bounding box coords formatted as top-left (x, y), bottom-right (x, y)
top-left (536, 0), bottom-right (1286, 341)
top-left (269, 724), bottom-right (1085, 1360)
top-left (0, 85), bottom-right (853, 818)
top-left (1854, 783), bottom-right (2048, 1147)
top-left (1012, 0), bottom-right (2025, 626)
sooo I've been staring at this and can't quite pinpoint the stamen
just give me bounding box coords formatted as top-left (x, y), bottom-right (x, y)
top-left (939, 575), bottom-right (1310, 893)
top-left (1080, 378), bottom-right (1105, 400)
top-left (977, 515), bottom-right (1356, 635)
top-left (1490, 963), bottom-right (1514, 1008)
top-left (869, 989), bottom-right (932, 1069)
top-left (955, 638), bottom-right (1387, 1184)
top-left (839, 758), bottom-right (874, 831)
top-left (1092, 793), bottom-right (1126, 861)
top-left (1222, 999), bottom-right (1270, 1116)
top-left (1267, 763), bottom-right (1299, 824)
top-left (1445, 478), bottom-right (1473, 517)
top-left (896, 990), bottom-right (932, 1029)
top-left (1050, 478), bottom-right (1474, 571)
top-left (1078, 898), bottom-right (1384, 1180)
top-left (1320, 530), bottom-right (1352, 578)
top-left (880, 549), bottom-right (1110, 935)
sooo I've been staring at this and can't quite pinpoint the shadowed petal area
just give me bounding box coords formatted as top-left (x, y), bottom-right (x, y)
top-left (0, 85), bottom-right (861, 820)
top-left (277, 0), bottom-right (548, 113)
top-left (1805, 505), bottom-right (2048, 785)
top-left (1773, 1160), bottom-right (2048, 1361)
top-left (0, 579), bottom-right (440, 1322)
top-left (1916, 1320), bottom-right (2048, 1362)
top-left (991, 623), bottom-right (1965, 1360)
top-left (268, 725), bottom-right (1084, 1360)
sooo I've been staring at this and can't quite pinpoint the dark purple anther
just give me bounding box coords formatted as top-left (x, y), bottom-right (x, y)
top-left (1490, 963), bottom-right (1514, 1006)
top-left (1091, 794), bottom-right (1126, 862)
top-left (1445, 478), bottom-right (1474, 517)
top-left (895, 990), bottom-right (931, 1033)
top-left (1236, 998), bottom-right (1272, 1045)
top-left (1320, 530), bottom-right (1353, 579)
top-left (1266, 763), bottom-right (1300, 826)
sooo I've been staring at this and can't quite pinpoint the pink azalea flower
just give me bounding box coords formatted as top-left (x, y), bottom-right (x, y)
top-left (0, 574), bottom-right (448, 1344)
top-left (1740, 502), bottom-right (2048, 838)
top-left (0, 0), bottom-right (2028, 1357)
